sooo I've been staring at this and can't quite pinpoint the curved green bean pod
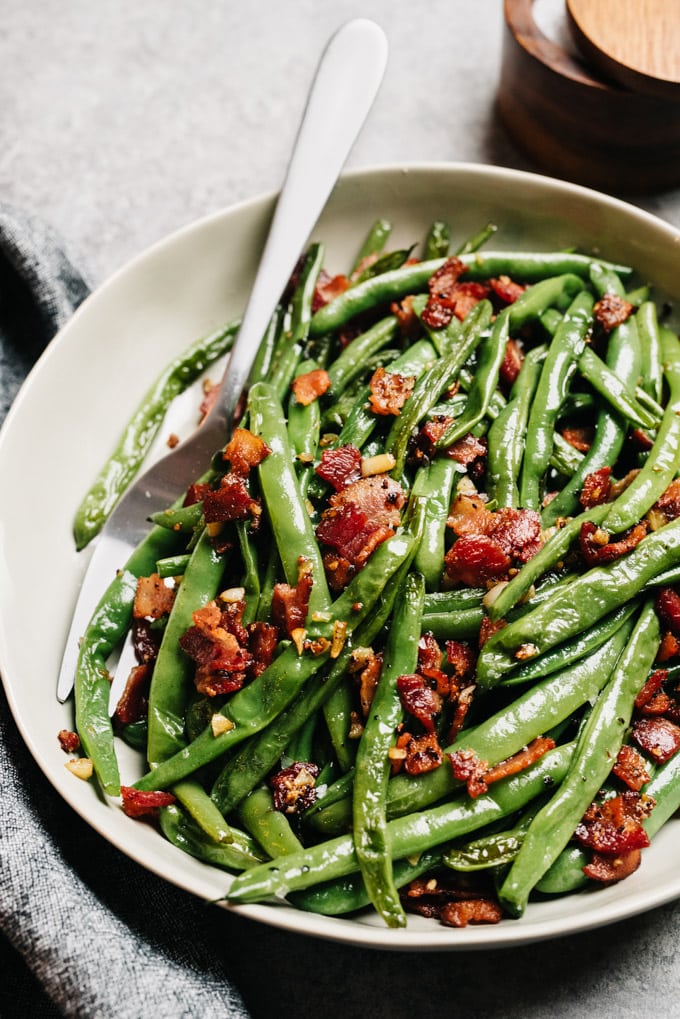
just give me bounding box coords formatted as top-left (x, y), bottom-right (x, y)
top-left (423, 220), bottom-right (451, 259)
top-left (412, 458), bottom-right (461, 589)
top-left (498, 600), bottom-right (659, 917)
top-left (73, 318), bottom-right (239, 549)
top-left (350, 218), bottom-right (392, 272)
top-left (238, 786), bottom-right (304, 858)
top-left (269, 244), bottom-right (324, 399)
top-left (325, 316), bottom-right (399, 398)
top-left (353, 572), bottom-right (425, 928)
top-left (159, 805), bottom-right (266, 872)
top-left (578, 342), bottom-right (657, 430)
top-left (637, 301), bottom-right (664, 404)
top-left (507, 273), bottom-right (585, 331)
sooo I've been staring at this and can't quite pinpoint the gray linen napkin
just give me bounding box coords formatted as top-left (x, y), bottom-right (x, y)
top-left (0, 204), bottom-right (251, 1019)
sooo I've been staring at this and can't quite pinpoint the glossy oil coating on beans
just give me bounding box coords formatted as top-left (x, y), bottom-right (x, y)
top-left (68, 219), bottom-right (680, 931)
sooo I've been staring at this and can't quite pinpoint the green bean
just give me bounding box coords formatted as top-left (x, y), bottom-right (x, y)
top-left (478, 518), bottom-right (680, 687)
top-left (353, 572), bottom-right (425, 928)
top-left (147, 528), bottom-right (227, 765)
top-left (534, 846), bottom-right (589, 895)
top-left (412, 459), bottom-right (461, 589)
top-left (507, 274), bottom-right (585, 331)
top-left (309, 255), bottom-right (629, 336)
top-left (325, 316), bottom-right (399, 398)
top-left (602, 329), bottom-right (680, 534)
top-left (578, 342), bottom-right (658, 429)
top-left (226, 744), bottom-right (573, 904)
top-left (520, 290), bottom-right (595, 508)
top-left (150, 501), bottom-right (205, 533)
top-left (350, 218), bottom-right (392, 273)
top-left (238, 786), bottom-right (304, 858)
top-left (637, 301), bottom-right (664, 404)
top-left (269, 244), bottom-right (324, 399)
top-left (443, 799), bottom-right (545, 872)
top-left (172, 778), bottom-right (234, 843)
top-left (418, 607), bottom-right (485, 641)
top-left (542, 316), bottom-right (641, 526)
top-left (550, 432), bottom-right (585, 476)
top-left (235, 520), bottom-right (260, 624)
top-left (353, 249), bottom-right (414, 283)
top-left (249, 381), bottom-right (331, 615)
top-left (156, 553), bottom-right (191, 579)
top-left (436, 308), bottom-right (509, 449)
top-left (287, 360), bottom-right (322, 464)
top-left (454, 222), bottom-right (498, 255)
top-left (423, 220), bottom-right (451, 259)
top-left (248, 303), bottom-right (285, 387)
top-left (159, 805), bottom-right (265, 872)
top-left (73, 318), bottom-right (239, 549)
top-left (498, 600), bottom-right (659, 917)
top-left (588, 260), bottom-right (627, 298)
top-left (487, 344), bottom-right (546, 508)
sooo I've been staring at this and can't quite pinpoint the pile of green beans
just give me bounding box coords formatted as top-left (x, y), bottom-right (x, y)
top-left (69, 216), bottom-right (680, 932)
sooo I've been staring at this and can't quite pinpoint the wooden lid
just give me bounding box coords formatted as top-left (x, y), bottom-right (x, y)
top-left (567, 0), bottom-right (680, 100)
top-left (497, 0), bottom-right (680, 193)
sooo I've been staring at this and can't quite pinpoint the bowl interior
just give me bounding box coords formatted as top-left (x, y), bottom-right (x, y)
top-left (1, 162), bottom-right (679, 949)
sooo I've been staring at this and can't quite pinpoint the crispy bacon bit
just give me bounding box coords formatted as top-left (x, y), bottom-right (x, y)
top-left (269, 762), bottom-right (320, 814)
top-left (368, 366), bottom-right (415, 416)
top-left (563, 426), bottom-right (594, 454)
top-left (317, 476), bottom-right (406, 583)
top-left (411, 415), bottom-right (455, 462)
top-left (654, 479), bottom-right (680, 523)
top-left (613, 745), bottom-right (651, 791)
top-left (418, 632), bottom-right (443, 674)
top-left (574, 792), bottom-right (653, 854)
top-left (478, 616), bottom-right (506, 647)
top-left (397, 674), bottom-right (442, 732)
top-left (656, 587), bottom-right (680, 637)
top-left (489, 508), bottom-right (543, 563)
top-left (121, 786), bottom-right (176, 819)
top-left (58, 729), bottom-right (80, 753)
top-left (440, 898), bottom-right (504, 928)
top-left (202, 474), bottom-right (260, 525)
top-left (635, 669), bottom-right (668, 710)
top-left (183, 481), bottom-right (211, 507)
top-left (330, 475), bottom-right (405, 528)
top-left (482, 737), bottom-right (556, 787)
top-left (446, 282), bottom-right (491, 322)
top-left (421, 257), bottom-right (468, 328)
top-left (658, 631), bottom-right (680, 663)
top-left (222, 428), bottom-right (271, 476)
top-left (271, 559), bottom-right (313, 638)
top-left (448, 748), bottom-right (489, 798)
top-left (447, 493), bottom-right (494, 537)
top-left (401, 731), bottom-right (444, 775)
top-left (315, 445), bottom-right (362, 491)
top-left (631, 716), bottom-right (680, 763)
top-left (248, 621), bottom-right (279, 677)
top-left (489, 275), bottom-right (527, 306)
top-left (445, 534), bottom-right (511, 587)
top-left (593, 292), bottom-right (634, 332)
top-left (579, 520), bottom-right (647, 566)
top-left (583, 848), bottom-right (642, 885)
top-left (167, 432), bottom-right (179, 449)
top-left (445, 433), bottom-right (487, 467)
top-left (291, 368), bottom-right (331, 407)
top-left (180, 599), bottom-right (253, 697)
top-left (390, 296), bottom-right (420, 339)
top-left (579, 466), bottom-right (612, 508)
top-left (499, 338), bottom-right (524, 389)
top-left (113, 663), bottom-right (152, 726)
top-left (312, 271), bottom-right (349, 311)
top-left (447, 684), bottom-right (476, 742)
top-left (134, 573), bottom-right (176, 620)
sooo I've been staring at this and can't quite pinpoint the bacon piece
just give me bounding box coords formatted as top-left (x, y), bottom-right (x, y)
top-left (202, 474), bottom-right (260, 524)
top-left (447, 684), bottom-right (476, 742)
top-left (397, 674), bottom-right (442, 732)
top-left (658, 631), bottom-right (680, 662)
top-left (499, 338), bottom-right (524, 389)
top-left (579, 466), bottom-right (612, 508)
top-left (183, 481), bottom-right (212, 506)
top-left (330, 475), bottom-right (406, 529)
top-left (579, 520), bottom-right (647, 566)
top-left (58, 729), bottom-right (80, 753)
top-left (482, 736), bottom-right (555, 787)
top-left (368, 366), bottom-right (415, 416)
top-left (594, 292), bottom-right (634, 332)
top-left (656, 587), bottom-right (680, 637)
top-left (133, 574), bottom-right (176, 620)
top-left (445, 641), bottom-right (476, 682)
top-left (131, 619), bottom-right (161, 665)
top-left (245, 622), bottom-right (277, 679)
top-left (291, 368), bottom-right (331, 406)
top-left (180, 599), bottom-right (253, 697)
top-left (113, 663), bottom-right (151, 725)
top-left (121, 787), bottom-right (176, 819)
top-left (445, 534), bottom-right (511, 587)
top-left (270, 762), bottom-right (320, 814)
top-left (446, 433), bottom-right (487, 467)
top-left (221, 428), bottom-right (271, 476)
top-left (631, 716), bottom-right (680, 763)
top-left (357, 650), bottom-right (382, 717)
top-left (315, 445), bottom-right (362, 491)
top-left (635, 669), bottom-right (668, 709)
top-left (489, 275), bottom-right (527, 306)
top-left (478, 616), bottom-right (506, 647)
top-left (390, 296), bottom-right (420, 339)
top-left (271, 568), bottom-right (313, 638)
top-left (654, 479), bottom-right (680, 522)
top-left (447, 493), bottom-right (495, 537)
top-left (440, 898), bottom-right (504, 928)
top-left (411, 415), bottom-right (455, 462)
top-left (583, 848), bottom-right (642, 885)
top-left (613, 745), bottom-right (651, 792)
top-left (312, 270), bottom-right (349, 311)
top-left (402, 731), bottom-right (444, 775)
top-left (488, 508), bottom-right (543, 564)
top-left (448, 748), bottom-right (489, 798)
top-left (562, 426), bottom-right (594, 454)
top-left (417, 633), bottom-right (450, 695)
top-left (317, 503), bottom-right (393, 567)
top-left (447, 282), bottom-right (492, 321)
top-left (421, 257), bottom-right (468, 328)
top-left (574, 792), bottom-right (653, 853)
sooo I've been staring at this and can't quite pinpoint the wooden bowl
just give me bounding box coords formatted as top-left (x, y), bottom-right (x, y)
top-left (497, 0), bottom-right (680, 193)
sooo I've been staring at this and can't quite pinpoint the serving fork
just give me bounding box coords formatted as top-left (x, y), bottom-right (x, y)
top-left (57, 18), bottom-right (389, 702)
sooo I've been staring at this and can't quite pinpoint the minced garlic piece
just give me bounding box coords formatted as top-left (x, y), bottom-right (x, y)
top-left (211, 715), bottom-right (235, 737)
top-left (65, 758), bottom-right (93, 780)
